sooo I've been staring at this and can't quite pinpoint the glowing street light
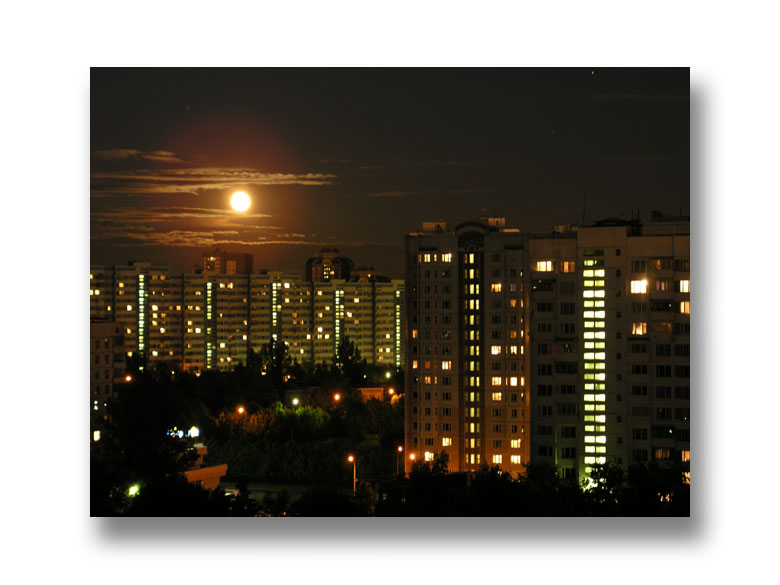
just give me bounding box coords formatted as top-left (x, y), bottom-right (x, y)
top-left (124, 374), bottom-right (132, 382)
top-left (347, 454), bottom-right (356, 495)
top-left (333, 393), bottom-right (341, 402)
top-left (388, 387), bottom-right (395, 396)
top-left (292, 398), bottom-right (300, 407)
top-left (128, 484), bottom-right (140, 497)
top-left (409, 453), bottom-right (416, 462)
top-left (237, 406), bottom-right (245, 414)
top-left (396, 445), bottom-right (403, 476)
top-left (385, 371), bottom-right (392, 379)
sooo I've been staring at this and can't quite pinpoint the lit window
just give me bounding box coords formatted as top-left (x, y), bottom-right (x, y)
top-left (412, 329), bottom-right (418, 339)
top-left (492, 455), bottom-right (502, 465)
top-left (442, 253), bottom-right (453, 263)
top-left (412, 360), bottom-right (418, 369)
top-left (630, 280), bottom-right (648, 294)
top-left (491, 283), bottom-right (502, 293)
top-left (510, 377), bottom-right (518, 387)
top-left (510, 455), bottom-right (522, 464)
top-left (561, 261), bottom-right (575, 273)
top-left (424, 451), bottom-right (434, 462)
top-left (680, 279), bottom-right (690, 293)
top-left (680, 301), bottom-right (690, 315)
top-left (492, 392), bottom-right (502, 401)
top-left (442, 361), bottom-right (452, 370)
top-left (491, 345), bottom-right (501, 355)
top-left (510, 345), bottom-right (518, 355)
top-left (126, 305), bottom-right (132, 311)
top-left (492, 376), bottom-right (502, 386)
top-left (442, 437), bottom-right (452, 447)
top-left (681, 450), bottom-right (690, 463)
top-left (535, 260), bottom-right (553, 272)
top-left (631, 322), bottom-right (647, 335)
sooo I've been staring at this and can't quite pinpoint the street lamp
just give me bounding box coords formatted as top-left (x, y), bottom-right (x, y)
top-left (396, 445), bottom-right (403, 476)
top-left (333, 393), bottom-right (341, 402)
top-left (292, 398), bottom-right (300, 407)
top-left (237, 406), bottom-right (245, 415)
top-left (347, 454), bottom-right (356, 495)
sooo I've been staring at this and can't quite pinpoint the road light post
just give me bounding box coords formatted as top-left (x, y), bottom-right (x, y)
top-left (347, 454), bottom-right (356, 495)
top-left (396, 445), bottom-right (403, 477)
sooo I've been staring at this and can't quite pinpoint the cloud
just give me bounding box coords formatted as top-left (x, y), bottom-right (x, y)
top-left (366, 191), bottom-right (412, 198)
top-left (93, 228), bottom-right (375, 249)
top-left (91, 167), bottom-right (338, 196)
top-left (93, 149), bottom-right (187, 164)
top-left (91, 206), bottom-right (274, 222)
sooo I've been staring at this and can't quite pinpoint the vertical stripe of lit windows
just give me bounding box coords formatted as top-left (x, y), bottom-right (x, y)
top-left (583, 257), bottom-right (606, 470)
top-left (137, 274), bottom-right (145, 354)
top-left (395, 290), bottom-right (402, 367)
top-left (206, 281), bottom-right (214, 369)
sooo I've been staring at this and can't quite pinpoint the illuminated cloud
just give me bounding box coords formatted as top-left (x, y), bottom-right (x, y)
top-left (93, 149), bottom-right (187, 163)
top-left (91, 167), bottom-right (338, 196)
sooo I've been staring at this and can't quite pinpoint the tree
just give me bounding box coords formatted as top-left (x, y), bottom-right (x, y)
top-left (335, 336), bottom-right (367, 386)
top-left (582, 462), bottom-right (626, 515)
top-left (259, 338), bottom-right (292, 388)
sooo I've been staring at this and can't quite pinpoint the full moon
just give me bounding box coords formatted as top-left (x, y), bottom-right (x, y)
top-left (230, 191), bottom-right (251, 212)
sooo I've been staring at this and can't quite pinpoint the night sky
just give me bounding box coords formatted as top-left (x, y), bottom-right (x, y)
top-left (90, 67), bottom-right (689, 277)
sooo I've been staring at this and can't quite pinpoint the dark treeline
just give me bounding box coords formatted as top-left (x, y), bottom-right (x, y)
top-left (375, 455), bottom-right (690, 516)
top-left (91, 337), bottom-right (404, 515)
top-left (91, 336), bottom-right (688, 517)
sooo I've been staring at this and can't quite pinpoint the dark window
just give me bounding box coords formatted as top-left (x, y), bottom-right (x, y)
top-left (555, 361), bottom-right (577, 374)
top-left (675, 386), bottom-right (690, 399)
top-left (560, 426), bottom-right (576, 438)
top-left (556, 403), bottom-right (577, 416)
top-left (537, 384), bottom-right (553, 396)
top-left (675, 365), bottom-right (690, 378)
top-left (537, 364), bottom-right (552, 376)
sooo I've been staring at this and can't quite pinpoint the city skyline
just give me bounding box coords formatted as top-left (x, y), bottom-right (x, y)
top-left (91, 68), bottom-right (689, 276)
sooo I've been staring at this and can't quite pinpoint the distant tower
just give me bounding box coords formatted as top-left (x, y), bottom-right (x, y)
top-left (305, 248), bottom-right (354, 282)
top-left (202, 249), bottom-right (254, 275)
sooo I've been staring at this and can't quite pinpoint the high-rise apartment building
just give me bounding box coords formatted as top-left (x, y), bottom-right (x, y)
top-left (404, 217), bottom-right (690, 481)
top-left (90, 321), bottom-right (126, 437)
top-left (526, 218), bottom-right (690, 481)
top-left (404, 219), bottom-right (530, 474)
top-left (305, 248), bottom-right (354, 282)
top-left (201, 248), bottom-right (254, 275)
top-left (90, 262), bottom-right (404, 373)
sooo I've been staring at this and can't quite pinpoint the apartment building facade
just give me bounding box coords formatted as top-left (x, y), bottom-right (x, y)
top-left (89, 263), bottom-right (404, 373)
top-left (404, 219), bottom-right (531, 474)
top-left (404, 217), bottom-right (690, 481)
top-left (526, 219), bottom-right (690, 481)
